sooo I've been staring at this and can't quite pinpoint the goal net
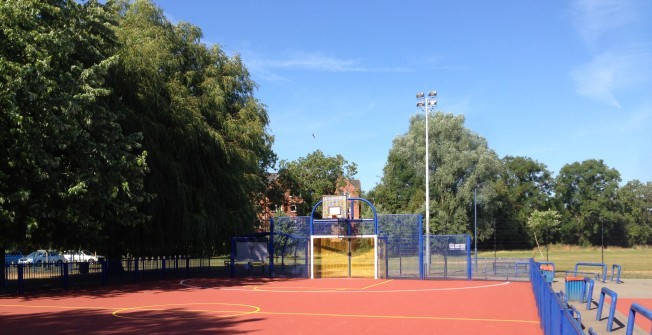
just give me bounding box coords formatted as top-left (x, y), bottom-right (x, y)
top-left (310, 235), bottom-right (385, 279)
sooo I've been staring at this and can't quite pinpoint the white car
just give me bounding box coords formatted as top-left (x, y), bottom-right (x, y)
top-left (19, 250), bottom-right (66, 264)
top-left (17, 251), bottom-right (37, 264)
top-left (63, 250), bottom-right (104, 263)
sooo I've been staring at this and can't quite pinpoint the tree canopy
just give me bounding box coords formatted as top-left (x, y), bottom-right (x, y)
top-left (1, 0), bottom-right (275, 257)
top-left (369, 112), bottom-right (502, 238)
top-left (555, 159), bottom-right (622, 245)
top-left (277, 150), bottom-right (357, 216)
top-left (1, 0), bottom-right (149, 255)
top-left (369, 114), bottom-right (651, 249)
top-left (110, 0), bottom-right (275, 256)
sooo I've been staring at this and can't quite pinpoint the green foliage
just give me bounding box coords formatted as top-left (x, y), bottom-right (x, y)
top-left (370, 112), bottom-right (502, 238)
top-left (491, 156), bottom-right (555, 249)
top-left (1, 0), bottom-right (149, 255)
top-left (555, 159), bottom-right (622, 246)
top-left (527, 209), bottom-right (561, 243)
top-left (108, 0), bottom-right (275, 255)
top-left (277, 150), bottom-right (357, 216)
top-left (618, 180), bottom-right (652, 245)
top-left (1, 0), bottom-right (275, 257)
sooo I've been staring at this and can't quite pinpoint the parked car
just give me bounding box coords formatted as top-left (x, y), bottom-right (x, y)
top-left (18, 251), bottom-right (37, 265)
top-left (4, 251), bottom-right (24, 264)
top-left (63, 250), bottom-right (104, 263)
top-left (19, 250), bottom-right (65, 265)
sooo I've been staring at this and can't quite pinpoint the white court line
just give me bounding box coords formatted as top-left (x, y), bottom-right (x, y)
top-left (179, 279), bottom-right (512, 293)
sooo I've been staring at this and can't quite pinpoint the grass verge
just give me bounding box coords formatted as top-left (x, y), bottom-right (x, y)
top-left (478, 245), bottom-right (652, 279)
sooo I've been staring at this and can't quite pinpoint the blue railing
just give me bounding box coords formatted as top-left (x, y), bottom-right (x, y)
top-left (596, 287), bottom-right (618, 332)
top-left (3, 256), bottom-right (227, 294)
top-left (626, 303), bottom-right (652, 335)
top-left (530, 259), bottom-right (584, 335)
top-left (610, 264), bottom-right (622, 284)
top-left (574, 262), bottom-right (607, 282)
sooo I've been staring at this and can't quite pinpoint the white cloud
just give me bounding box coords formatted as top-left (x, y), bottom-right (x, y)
top-left (253, 52), bottom-right (364, 72)
top-left (571, 0), bottom-right (633, 46)
top-left (571, 50), bottom-right (652, 107)
top-left (572, 51), bottom-right (652, 107)
top-left (243, 51), bottom-right (411, 82)
top-left (570, 0), bottom-right (651, 106)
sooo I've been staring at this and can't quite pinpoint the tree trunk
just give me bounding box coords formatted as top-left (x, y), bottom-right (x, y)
top-left (533, 233), bottom-right (543, 259)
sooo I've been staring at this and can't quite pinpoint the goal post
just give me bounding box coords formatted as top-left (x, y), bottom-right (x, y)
top-left (310, 235), bottom-right (380, 279)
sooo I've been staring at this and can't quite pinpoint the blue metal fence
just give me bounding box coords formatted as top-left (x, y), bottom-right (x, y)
top-left (474, 257), bottom-right (533, 281)
top-left (3, 256), bottom-right (228, 294)
top-left (626, 303), bottom-right (652, 335)
top-left (267, 215), bottom-right (475, 281)
top-left (530, 259), bottom-right (585, 335)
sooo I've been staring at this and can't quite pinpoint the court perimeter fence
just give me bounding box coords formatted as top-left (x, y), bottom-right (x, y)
top-left (530, 258), bottom-right (584, 335)
top-left (4, 215), bottom-right (534, 294)
top-left (2, 256), bottom-right (230, 294)
top-left (271, 215), bottom-right (476, 280)
top-left (270, 215), bottom-right (530, 281)
top-left (4, 256), bottom-right (585, 335)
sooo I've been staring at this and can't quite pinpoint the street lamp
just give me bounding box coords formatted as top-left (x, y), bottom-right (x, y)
top-left (416, 90), bottom-right (437, 275)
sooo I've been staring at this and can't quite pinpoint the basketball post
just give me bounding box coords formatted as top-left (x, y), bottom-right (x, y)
top-left (310, 195), bottom-right (379, 279)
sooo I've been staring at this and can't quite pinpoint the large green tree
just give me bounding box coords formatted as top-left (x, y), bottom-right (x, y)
top-left (277, 150), bottom-right (357, 216)
top-left (1, 0), bottom-right (275, 261)
top-left (618, 180), bottom-right (652, 245)
top-left (555, 159), bottom-right (623, 246)
top-left (0, 0), bottom-right (149, 258)
top-left (492, 156), bottom-right (555, 249)
top-left (110, 0), bottom-right (275, 255)
top-left (370, 112), bottom-right (502, 238)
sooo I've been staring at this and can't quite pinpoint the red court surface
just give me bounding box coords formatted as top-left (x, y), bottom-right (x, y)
top-left (618, 298), bottom-right (652, 333)
top-left (0, 278), bottom-right (542, 335)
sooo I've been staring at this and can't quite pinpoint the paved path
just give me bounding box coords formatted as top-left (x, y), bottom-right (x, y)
top-left (552, 278), bottom-right (652, 335)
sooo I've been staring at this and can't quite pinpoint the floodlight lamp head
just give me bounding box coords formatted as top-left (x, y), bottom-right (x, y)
top-left (416, 92), bottom-right (425, 99)
top-left (428, 91), bottom-right (437, 97)
top-left (416, 102), bottom-right (425, 107)
top-left (428, 100), bottom-right (437, 106)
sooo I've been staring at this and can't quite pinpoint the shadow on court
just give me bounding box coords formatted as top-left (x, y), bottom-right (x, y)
top-left (1, 277), bottom-right (286, 302)
top-left (0, 303), bottom-right (266, 335)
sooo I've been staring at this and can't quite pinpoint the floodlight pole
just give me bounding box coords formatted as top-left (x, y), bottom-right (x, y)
top-left (417, 91), bottom-right (437, 276)
top-left (474, 188), bottom-right (477, 270)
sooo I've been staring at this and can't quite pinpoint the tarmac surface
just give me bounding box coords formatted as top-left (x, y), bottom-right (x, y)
top-left (551, 277), bottom-right (652, 335)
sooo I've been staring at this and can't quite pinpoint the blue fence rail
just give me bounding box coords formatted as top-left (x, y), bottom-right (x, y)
top-left (584, 277), bottom-right (595, 310)
top-left (574, 262), bottom-right (607, 282)
top-left (626, 303), bottom-right (652, 335)
top-left (530, 259), bottom-right (584, 335)
top-left (3, 256), bottom-right (230, 294)
top-left (474, 257), bottom-right (532, 281)
top-left (596, 287), bottom-right (619, 332)
top-left (610, 264), bottom-right (622, 284)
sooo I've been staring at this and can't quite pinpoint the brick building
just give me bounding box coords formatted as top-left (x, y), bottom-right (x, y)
top-left (257, 175), bottom-right (361, 231)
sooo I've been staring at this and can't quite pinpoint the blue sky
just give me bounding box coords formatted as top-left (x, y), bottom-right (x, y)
top-left (153, 0), bottom-right (652, 192)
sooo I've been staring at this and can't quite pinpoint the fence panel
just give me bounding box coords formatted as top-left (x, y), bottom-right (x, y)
top-left (530, 259), bottom-right (585, 335)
